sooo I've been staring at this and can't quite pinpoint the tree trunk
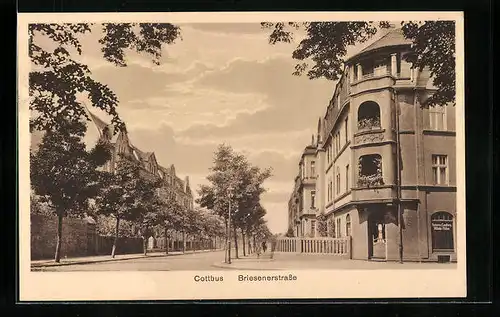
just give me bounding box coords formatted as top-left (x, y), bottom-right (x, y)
top-left (143, 227), bottom-right (149, 256)
top-left (253, 235), bottom-right (256, 254)
top-left (247, 230), bottom-right (252, 254)
top-left (111, 217), bottom-right (120, 258)
top-left (182, 231), bottom-right (186, 253)
top-left (54, 213), bottom-right (63, 263)
top-left (233, 226), bottom-right (239, 259)
top-left (241, 229), bottom-right (246, 256)
top-left (165, 226), bottom-right (169, 254)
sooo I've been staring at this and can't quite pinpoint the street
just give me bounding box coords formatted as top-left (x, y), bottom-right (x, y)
top-left (32, 249), bottom-right (457, 272)
top-left (33, 250), bottom-right (229, 272)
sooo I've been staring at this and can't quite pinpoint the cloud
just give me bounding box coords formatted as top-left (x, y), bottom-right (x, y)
top-left (179, 56), bottom-right (334, 138)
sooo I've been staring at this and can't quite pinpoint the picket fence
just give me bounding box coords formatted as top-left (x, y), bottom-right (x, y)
top-left (273, 237), bottom-right (351, 258)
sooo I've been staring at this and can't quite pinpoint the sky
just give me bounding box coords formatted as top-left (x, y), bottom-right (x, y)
top-left (30, 23), bottom-right (387, 234)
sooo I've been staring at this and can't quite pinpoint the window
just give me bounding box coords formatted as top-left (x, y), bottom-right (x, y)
top-left (336, 132), bottom-right (341, 155)
top-left (311, 220), bottom-right (316, 237)
top-left (345, 117), bottom-right (349, 142)
top-left (358, 154), bottom-right (384, 187)
top-left (429, 105), bottom-right (446, 131)
top-left (310, 190), bottom-right (316, 209)
top-left (431, 212), bottom-right (454, 251)
top-left (327, 177), bottom-right (333, 202)
top-left (346, 164), bottom-right (350, 191)
top-left (310, 161), bottom-right (316, 177)
top-left (337, 94), bottom-right (341, 108)
top-left (432, 155), bottom-right (448, 185)
top-left (346, 214), bottom-right (351, 236)
top-left (358, 101), bottom-right (381, 131)
top-left (336, 218), bottom-right (342, 238)
top-left (336, 167), bottom-right (341, 194)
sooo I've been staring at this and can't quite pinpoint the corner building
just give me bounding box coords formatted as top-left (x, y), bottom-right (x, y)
top-left (290, 28), bottom-right (457, 262)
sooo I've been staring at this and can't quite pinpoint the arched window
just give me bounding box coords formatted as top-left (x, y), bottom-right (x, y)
top-left (431, 212), bottom-right (454, 251)
top-left (358, 154), bottom-right (384, 187)
top-left (358, 101), bottom-right (381, 131)
top-left (346, 214), bottom-right (351, 236)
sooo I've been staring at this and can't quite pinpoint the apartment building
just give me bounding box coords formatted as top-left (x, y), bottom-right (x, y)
top-left (86, 110), bottom-right (194, 245)
top-left (288, 28), bottom-right (457, 262)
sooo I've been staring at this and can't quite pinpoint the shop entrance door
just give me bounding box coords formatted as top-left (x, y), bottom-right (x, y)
top-left (368, 212), bottom-right (387, 259)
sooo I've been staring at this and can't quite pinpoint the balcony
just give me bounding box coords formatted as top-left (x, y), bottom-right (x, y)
top-left (299, 176), bottom-right (316, 187)
top-left (301, 207), bottom-right (317, 216)
top-left (354, 129), bottom-right (386, 146)
top-left (352, 185), bottom-right (396, 202)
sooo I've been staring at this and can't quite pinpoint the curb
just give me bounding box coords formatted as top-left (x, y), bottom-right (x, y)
top-left (211, 262), bottom-right (281, 271)
top-left (31, 249), bottom-right (222, 268)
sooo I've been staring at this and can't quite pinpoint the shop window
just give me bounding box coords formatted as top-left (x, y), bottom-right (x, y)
top-left (358, 101), bottom-right (381, 131)
top-left (431, 212), bottom-right (454, 251)
top-left (358, 154), bottom-right (384, 187)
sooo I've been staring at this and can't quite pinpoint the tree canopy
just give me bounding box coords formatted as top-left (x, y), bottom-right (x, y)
top-left (28, 23), bottom-right (181, 132)
top-left (30, 119), bottom-right (112, 261)
top-left (262, 21), bottom-right (455, 107)
top-left (197, 144), bottom-right (273, 258)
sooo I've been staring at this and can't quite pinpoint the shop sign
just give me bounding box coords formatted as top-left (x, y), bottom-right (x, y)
top-left (432, 221), bottom-right (452, 231)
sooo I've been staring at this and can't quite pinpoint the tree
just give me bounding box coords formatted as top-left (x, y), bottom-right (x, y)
top-left (285, 227), bottom-right (295, 238)
top-left (94, 154), bottom-right (159, 258)
top-left (262, 21), bottom-right (455, 107)
top-left (197, 144), bottom-right (272, 261)
top-left (29, 23), bottom-right (181, 133)
top-left (156, 186), bottom-right (185, 254)
top-left (316, 212), bottom-right (328, 237)
top-left (135, 183), bottom-right (165, 256)
top-left (30, 120), bottom-right (111, 262)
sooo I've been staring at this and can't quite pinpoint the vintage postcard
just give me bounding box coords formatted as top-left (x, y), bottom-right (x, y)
top-left (18, 11), bottom-right (466, 301)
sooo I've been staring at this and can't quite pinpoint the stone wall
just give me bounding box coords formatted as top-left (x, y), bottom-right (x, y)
top-left (31, 214), bottom-right (143, 260)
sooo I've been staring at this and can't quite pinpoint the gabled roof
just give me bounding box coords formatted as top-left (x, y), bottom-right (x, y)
top-left (86, 109), bottom-right (109, 132)
top-left (348, 28), bottom-right (412, 62)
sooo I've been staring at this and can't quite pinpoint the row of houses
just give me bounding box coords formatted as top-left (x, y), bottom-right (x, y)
top-left (86, 109), bottom-right (195, 246)
top-left (287, 28), bottom-right (457, 262)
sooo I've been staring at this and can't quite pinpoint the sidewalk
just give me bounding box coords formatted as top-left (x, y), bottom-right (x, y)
top-left (212, 252), bottom-right (458, 270)
top-left (32, 249), bottom-right (221, 268)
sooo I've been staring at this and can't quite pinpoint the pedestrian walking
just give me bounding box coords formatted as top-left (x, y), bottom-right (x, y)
top-left (262, 241), bottom-right (267, 253)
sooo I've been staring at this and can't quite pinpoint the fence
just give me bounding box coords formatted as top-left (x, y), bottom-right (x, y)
top-left (273, 237), bottom-right (351, 258)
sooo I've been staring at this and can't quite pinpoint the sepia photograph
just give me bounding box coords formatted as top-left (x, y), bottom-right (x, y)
top-left (18, 12), bottom-right (466, 300)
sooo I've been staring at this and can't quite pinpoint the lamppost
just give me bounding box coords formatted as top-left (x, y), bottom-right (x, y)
top-left (226, 185), bottom-right (234, 264)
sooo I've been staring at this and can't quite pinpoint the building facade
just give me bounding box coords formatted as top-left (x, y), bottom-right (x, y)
top-left (86, 111), bottom-right (194, 244)
top-left (288, 142), bottom-right (318, 238)
top-left (287, 28), bottom-right (457, 262)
